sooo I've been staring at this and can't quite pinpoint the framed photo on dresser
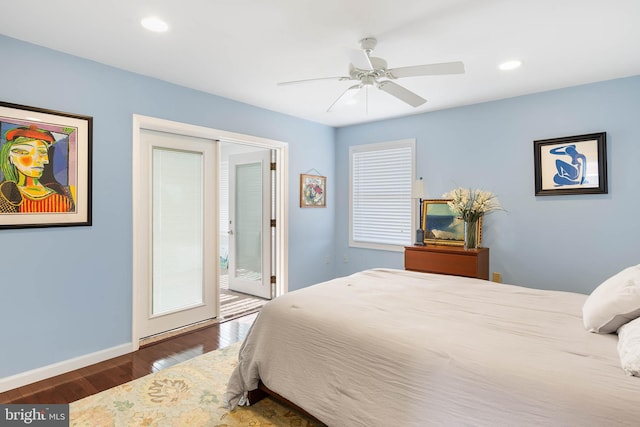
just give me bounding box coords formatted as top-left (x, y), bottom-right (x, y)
top-left (421, 199), bottom-right (482, 247)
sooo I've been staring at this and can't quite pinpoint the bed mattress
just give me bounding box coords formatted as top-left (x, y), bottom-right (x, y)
top-left (225, 268), bottom-right (640, 426)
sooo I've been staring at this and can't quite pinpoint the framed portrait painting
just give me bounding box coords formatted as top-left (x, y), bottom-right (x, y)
top-left (421, 199), bottom-right (482, 247)
top-left (0, 101), bottom-right (92, 229)
top-left (534, 132), bottom-right (607, 196)
top-left (300, 173), bottom-right (326, 208)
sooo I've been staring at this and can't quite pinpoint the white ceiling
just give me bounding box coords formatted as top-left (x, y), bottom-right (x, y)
top-left (2, 0), bottom-right (639, 127)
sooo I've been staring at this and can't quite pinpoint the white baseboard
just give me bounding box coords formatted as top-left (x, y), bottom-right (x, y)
top-left (0, 343), bottom-right (132, 394)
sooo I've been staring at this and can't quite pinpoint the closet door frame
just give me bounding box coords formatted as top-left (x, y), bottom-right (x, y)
top-left (132, 114), bottom-right (289, 350)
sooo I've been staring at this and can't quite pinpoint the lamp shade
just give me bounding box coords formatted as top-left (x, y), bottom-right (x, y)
top-left (412, 178), bottom-right (425, 199)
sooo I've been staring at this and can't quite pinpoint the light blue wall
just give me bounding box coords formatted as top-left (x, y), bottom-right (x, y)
top-left (335, 75), bottom-right (640, 293)
top-left (0, 35), bottom-right (335, 378)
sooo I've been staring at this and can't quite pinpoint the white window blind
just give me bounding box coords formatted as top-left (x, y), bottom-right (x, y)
top-left (350, 139), bottom-right (414, 250)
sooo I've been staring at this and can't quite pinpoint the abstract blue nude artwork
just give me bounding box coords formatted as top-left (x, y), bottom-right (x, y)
top-left (550, 144), bottom-right (586, 186)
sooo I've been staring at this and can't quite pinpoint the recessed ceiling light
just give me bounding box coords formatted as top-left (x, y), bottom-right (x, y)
top-left (141, 16), bottom-right (169, 33)
top-left (499, 60), bottom-right (522, 71)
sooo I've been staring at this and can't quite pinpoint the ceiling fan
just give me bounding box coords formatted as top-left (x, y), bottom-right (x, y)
top-left (277, 37), bottom-right (465, 112)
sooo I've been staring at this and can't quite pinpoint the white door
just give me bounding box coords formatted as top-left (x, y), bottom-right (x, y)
top-left (137, 129), bottom-right (218, 338)
top-left (228, 149), bottom-right (273, 299)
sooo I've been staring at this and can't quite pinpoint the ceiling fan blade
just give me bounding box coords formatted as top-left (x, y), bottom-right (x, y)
top-left (347, 37), bottom-right (379, 71)
top-left (347, 49), bottom-right (374, 71)
top-left (277, 76), bottom-right (350, 86)
top-left (327, 84), bottom-right (361, 112)
top-left (363, 51), bottom-right (375, 70)
top-left (377, 80), bottom-right (426, 107)
top-left (387, 61), bottom-right (465, 78)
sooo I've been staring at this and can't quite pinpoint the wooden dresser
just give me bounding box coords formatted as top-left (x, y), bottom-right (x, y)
top-left (404, 245), bottom-right (489, 280)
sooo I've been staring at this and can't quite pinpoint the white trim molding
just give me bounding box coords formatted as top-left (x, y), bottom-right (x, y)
top-left (0, 343), bottom-right (131, 393)
top-left (132, 114), bottom-right (289, 350)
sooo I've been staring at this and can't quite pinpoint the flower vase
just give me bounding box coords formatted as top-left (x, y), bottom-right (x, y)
top-left (464, 219), bottom-right (478, 250)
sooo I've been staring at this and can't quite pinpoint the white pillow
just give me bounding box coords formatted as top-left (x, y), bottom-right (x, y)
top-left (582, 264), bottom-right (640, 333)
top-left (617, 316), bottom-right (640, 376)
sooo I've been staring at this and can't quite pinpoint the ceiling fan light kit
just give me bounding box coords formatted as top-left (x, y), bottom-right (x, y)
top-left (278, 37), bottom-right (465, 113)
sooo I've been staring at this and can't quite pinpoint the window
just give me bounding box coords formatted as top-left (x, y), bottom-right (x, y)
top-left (350, 139), bottom-right (415, 251)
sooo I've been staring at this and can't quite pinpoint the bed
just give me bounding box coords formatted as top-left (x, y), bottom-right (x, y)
top-left (224, 268), bottom-right (640, 426)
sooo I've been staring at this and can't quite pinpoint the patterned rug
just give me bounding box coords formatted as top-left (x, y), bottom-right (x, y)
top-left (69, 342), bottom-right (321, 426)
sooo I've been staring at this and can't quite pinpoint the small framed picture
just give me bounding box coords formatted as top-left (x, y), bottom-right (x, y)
top-left (421, 199), bottom-right (482, 247)
top-left (300, 173), bottom-right (326, 208)
top-left (0, 101), bottom-right (92, 229)
top-left (534, 132), bottom-right (607, 196)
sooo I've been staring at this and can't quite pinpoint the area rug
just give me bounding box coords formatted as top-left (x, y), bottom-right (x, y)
top-left (69, 342), bottom-right (322, 426)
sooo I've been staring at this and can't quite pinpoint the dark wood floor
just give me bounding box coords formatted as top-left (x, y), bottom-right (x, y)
top-left (0, 312), bottom-right (258, 404)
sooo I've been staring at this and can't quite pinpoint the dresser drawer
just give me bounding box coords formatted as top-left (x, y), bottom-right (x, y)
top-left (404, 245), bottom-right (489, 280)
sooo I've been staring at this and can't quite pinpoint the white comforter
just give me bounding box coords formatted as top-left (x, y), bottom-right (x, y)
top-left (225, 268), bottom-right (640, 426)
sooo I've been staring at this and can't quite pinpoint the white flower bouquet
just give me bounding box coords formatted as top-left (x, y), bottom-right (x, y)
top-left (443, 187), bottom-right (502, 222)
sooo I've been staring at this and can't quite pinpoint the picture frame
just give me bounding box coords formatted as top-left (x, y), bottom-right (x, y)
top-left (0, 101), bottom-right (92, 229)
top-left (421, 199), bottom-right (482, 247)
top-left (534, 132), bottom-right (607, 196)
top-left (300, 173), bottom-right (326, 208)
